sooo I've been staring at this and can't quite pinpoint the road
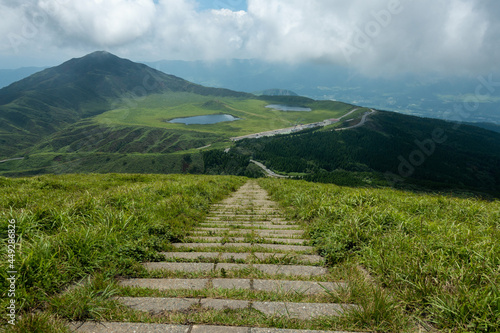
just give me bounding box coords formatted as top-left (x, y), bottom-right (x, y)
top-left (250, 160), bottom-right (289, 178)
top-left (230, 108), bottom-right (376, 142)
top-left (335, 109), bottom-right (376, 131)
top-left (0, 157), bottom-right (24, 164)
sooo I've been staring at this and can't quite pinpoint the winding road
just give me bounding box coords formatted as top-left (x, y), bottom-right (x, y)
top-left (250, 160), bottom-right (289, 178)
top-left (335, 109), bottom-right (376, 131)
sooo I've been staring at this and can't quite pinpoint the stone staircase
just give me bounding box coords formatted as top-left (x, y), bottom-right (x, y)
top-left (72, 181), bottom-right (362, 333)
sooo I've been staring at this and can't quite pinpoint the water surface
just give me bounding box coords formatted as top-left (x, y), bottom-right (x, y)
top-left (266, 104), bottom-right (312, 112)
top-left (168, 114), bottom-right (240, 125)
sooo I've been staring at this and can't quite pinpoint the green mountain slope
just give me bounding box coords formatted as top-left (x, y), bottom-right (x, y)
top-left (236, 111), bottom-right (500, 195)
top-left (0, 51), bottom-right (251, 157)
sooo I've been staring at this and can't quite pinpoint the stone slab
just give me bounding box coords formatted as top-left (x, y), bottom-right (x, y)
top-left (70, 322), bottom-right (189, 333)
top-left (252, 264), bottom-right (328, 277)
top-left (188, 237), bottom-right (247, 243)
top-left (252, 253), bottom-right (323, 264)
top-left (172, 243), bottom-right (224, 249)
top-left (219, 253), bottom-right (249, 261)
top-left (119, 278), bottom-right (209, 290)
top-left (118, 297), bottom-right (198, 313)
top-left (251, 329), bottom-right (357, 333)
top-left (192, 325), bottom-right (248, 333)
top-left (260, 238), bottom-right (306, 245)
top-left (216, 263), bottom-right (251, 271)
top-left (252, 244), bottom-right (316, 253)
top-left (162, 252), bottom-right (219, 260)
top-left (70, 322), bottom-right (359, 333)
top-left (212, 278), bottom-right (252, 290)
top-left (200, 298), bottom-right (250, 310)
top-left (252, 301), bottom-right (348, 319)
top-left (253, 280), bottom-right (346, 295)
top-left (143, 262), bottom-right (214, 273)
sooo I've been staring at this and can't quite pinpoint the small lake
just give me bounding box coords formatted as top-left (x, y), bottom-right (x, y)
top-left (266, 104), bottom-right (312, 112)
top-left (168, 114), bottom-right (240, 125)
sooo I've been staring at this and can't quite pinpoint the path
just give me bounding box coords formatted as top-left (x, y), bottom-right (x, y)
top-left (250, 159), bottom-right (289, 178)
top-left (230, 108), bottom-right (375, 142)
top-left (71, 181), bottom-right (361, 332)
top-left (335, 109), bottom-right (375, 131)
top-left (0, 157), bottom-right (24, 163)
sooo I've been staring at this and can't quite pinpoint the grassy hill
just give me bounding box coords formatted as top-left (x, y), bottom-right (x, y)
top-left (0, 51), bottom-right (251, 157)
top-left (0, 174), bottom-right (498, 332)
top-left (1, 51), bottom-right (500, 198)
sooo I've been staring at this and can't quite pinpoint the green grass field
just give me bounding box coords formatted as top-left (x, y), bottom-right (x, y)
top-left (259, 178), bottom-right (500, 332)
top-left (0, 174), bottom-right (498, 332)
top-left (95, 93), bottom-right (355, 138)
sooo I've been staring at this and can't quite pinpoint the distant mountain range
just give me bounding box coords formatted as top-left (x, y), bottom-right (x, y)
top-left (2, 58), bottom-right (499, 126)
top-left (1, 51), bottom-right (499, 196)
top-left (147, 59), bottom-right (500, 125)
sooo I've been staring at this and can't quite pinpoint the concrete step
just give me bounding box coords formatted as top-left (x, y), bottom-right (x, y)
top-left (119, 278), bottom-right (346, 295)
top-left (171, 243), bottom-right (316, 253)
top-left (198, 223), bottom-right (301, 230)
top-left (162, 252), bottom-right (324, 264)
top-left (70, 322), bottom-right (361, 333)
top-left (117, 297), bottom-right (357, 319)
top-left (193, 228), bottom-right (303, 235)
top-left (186, 236), bottom-right (307, 245)
top-left (191, 231), bottom-right (304, 239)
top-left (143, 262), bottom-right (328, 277)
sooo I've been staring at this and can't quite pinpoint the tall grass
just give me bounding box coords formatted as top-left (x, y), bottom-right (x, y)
top-left (259, 178), bottom-right (500, 332)
top-left (0, 174), bottom-right (245, 329)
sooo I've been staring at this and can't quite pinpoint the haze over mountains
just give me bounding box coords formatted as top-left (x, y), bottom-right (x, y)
top-left (1, 51), bottom-right (499, 196)
top-left (3, 59), bottom-right (499, 127)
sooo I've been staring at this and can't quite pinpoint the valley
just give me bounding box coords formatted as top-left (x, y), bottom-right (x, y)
top-left (1, 52), bottom-right (499, 197)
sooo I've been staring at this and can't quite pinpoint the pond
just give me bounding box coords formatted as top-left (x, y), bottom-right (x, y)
top-left (266, 104), bottom-right (312, 112)
top-left (168, 114), bottom-right (240, 125)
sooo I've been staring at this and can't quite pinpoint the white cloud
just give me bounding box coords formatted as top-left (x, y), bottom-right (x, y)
top-left (37, 0), bottom-right (157, 45)
top-left (0, 0), bottom-right (499, 76)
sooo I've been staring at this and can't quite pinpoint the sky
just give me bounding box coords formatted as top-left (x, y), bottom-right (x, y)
top-left (0, 0), bottom-right (499, 78)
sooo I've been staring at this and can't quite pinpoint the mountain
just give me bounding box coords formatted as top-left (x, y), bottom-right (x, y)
top-left (235, 111), bottom-right (500, 196)
top-left (1, 52), bottom-right (500, 196)
top-left (0, 51), bottom-right (250, 157)
top-left (148, 59), bottom-right (500, 125)
top-left (254, 89), bottom-right (298, 96)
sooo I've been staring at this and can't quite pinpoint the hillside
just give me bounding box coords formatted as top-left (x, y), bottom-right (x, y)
top-left (0, 51), bottom-right (250, 157)
top-left (236, 111), bottom-right (500, 196)
top-left (1, 52), bottom-right (500, 198)
top-left (0, 174), bottom-right (498, 332)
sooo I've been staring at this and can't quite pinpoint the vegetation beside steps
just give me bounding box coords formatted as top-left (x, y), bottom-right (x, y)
top-left (0, 174), bottom-right (498, 332)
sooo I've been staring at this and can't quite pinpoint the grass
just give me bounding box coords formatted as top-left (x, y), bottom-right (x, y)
top-left (0, 152), bottom-right (206, 177)
top-left (4, 174), bottom-right (496, 332)
top-left (259, 178), bottom-right (500, 332)
top-left (94, 92), bottom-right (355, 138)
top-left (0, 174), bottom-right (246, 330)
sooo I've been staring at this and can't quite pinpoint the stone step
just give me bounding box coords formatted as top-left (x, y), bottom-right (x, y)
top-left (71, 322), bottom-right (360, 333)
top-left (202, 221), bottom-right (293, 226)
top-left (117, 297), bottom-right (357, 319)
top-left (207, 214), bottom-right (280, 217)
top-left (162, 252), bottom-right (323, 264)
top-left (198, 223), bottom-right (301, 230)
top-left (171, 243), bottom-right (316, 253)
top-left (212, 204), bottom-right (278, 208)
top-left (191, 231), bottom-right (304, 238)
top-left (186, 236), bottom-right (307, 245)
top-left (194, 228), bottom-right (303, 235)
top-left (143, 262), bottom-right (328, 277)
top-left (119, 278), bottom-right (345, 295)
